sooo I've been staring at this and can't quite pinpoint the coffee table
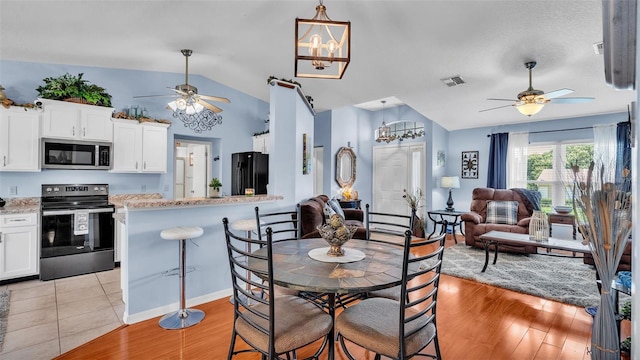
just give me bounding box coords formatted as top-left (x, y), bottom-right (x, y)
top-left (479, 230), bottom-right (590, 272)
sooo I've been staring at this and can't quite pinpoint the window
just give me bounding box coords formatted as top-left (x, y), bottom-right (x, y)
top-left (526, 142), bottom-right (593, 212)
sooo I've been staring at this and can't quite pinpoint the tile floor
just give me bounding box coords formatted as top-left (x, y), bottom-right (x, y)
top-left (0, 268), bottom-right (124, 359)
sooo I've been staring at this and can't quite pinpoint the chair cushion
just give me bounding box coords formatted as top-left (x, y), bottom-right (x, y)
top-left (235, 295), bottom-right (332, 354)
top-left (485, 201), bottom-right (518, 225)
top-left (327, 198), bottom-right (346, 219)
top-left (336, 297), bottom-right (436, 358)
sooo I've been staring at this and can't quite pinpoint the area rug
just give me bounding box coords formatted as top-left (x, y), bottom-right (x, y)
top-left (0, 290), bottom-right (10, 351)
top-left (441, 244), bottom-right (600, 307)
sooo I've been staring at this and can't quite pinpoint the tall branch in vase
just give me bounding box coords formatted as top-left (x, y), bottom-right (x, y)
top-left (570, 161), bottom-right (632, 360)
top-left (403, 188), bottom-right (425, 237)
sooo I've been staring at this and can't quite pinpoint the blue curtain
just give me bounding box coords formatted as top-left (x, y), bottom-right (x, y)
top-left (486, 132), bottom-right (508, 189)
top-left (615, 121), bottom-right (631, 191)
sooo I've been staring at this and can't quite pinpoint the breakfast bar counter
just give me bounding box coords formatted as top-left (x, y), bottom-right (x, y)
top-left (119, 194), bottom-right (286, 324)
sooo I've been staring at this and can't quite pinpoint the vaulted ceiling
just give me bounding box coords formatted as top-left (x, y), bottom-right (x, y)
top-left (0, 0), bottom-right (636, 130)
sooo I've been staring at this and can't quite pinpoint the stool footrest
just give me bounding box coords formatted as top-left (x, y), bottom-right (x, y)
top-left (162, 266), bottom-right (196, 277)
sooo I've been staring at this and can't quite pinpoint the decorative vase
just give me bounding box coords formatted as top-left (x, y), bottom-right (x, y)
top-left (208, 187), bottom-right (219, 198)
top-left (528, 210), bottom-right (549, 241)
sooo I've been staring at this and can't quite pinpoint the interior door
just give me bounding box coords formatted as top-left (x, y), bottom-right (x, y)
top-left (191, 145), bottom-right (207, 197)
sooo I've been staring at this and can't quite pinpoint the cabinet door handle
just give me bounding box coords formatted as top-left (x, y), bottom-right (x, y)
top-left (72, 126), bottom-right (75, 136)
top-left (3, 155), bottom-right (6, 167)
top-left (83, 127), bottom-right (86, 137)
top-left (135, 161), bottom-right (138, 169)
top-left (0, 232), bottom-right (2, 243)
top-left (144, 161), bottom-right (146, 170)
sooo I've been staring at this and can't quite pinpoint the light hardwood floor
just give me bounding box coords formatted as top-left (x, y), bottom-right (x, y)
top-left (4, 236), bottom-right (627, 360)
top-left (51, 236), bottom-right (603, 360)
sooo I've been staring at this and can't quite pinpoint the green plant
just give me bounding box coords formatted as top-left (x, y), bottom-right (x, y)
top-left (36, 73), bottom-right (112, 107)
top-left (621, 336), bottom-right (631, 354)
top-left (621, 300), bottom-right (631, 320)
top-left (209, 178), bottom-right (222, 190)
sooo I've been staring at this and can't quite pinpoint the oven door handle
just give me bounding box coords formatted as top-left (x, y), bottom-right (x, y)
top-left (42, 208), bottom-right (115, 216)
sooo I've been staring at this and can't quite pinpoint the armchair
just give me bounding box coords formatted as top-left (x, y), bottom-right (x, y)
top-left (461, 187), bottom-right (537, 254)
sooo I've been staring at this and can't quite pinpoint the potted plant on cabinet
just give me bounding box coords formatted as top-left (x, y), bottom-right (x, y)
top-left (209, 178), bottom-right (222, 198)
top-left (36, 73), bottom-right (112, 107)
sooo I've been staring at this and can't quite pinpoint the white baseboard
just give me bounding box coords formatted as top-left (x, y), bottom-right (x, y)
top-left (123, 288), bottom-right (233, 325)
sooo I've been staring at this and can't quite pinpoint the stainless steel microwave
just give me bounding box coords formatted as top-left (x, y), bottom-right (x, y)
top-left (41, 138), bottom-right (112, 170)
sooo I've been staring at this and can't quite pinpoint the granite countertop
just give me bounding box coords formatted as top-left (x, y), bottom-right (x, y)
top-left (123, 195), bottom-right (283, 210)
top-left (0, 197), bottom-right (40, 215)
top-left (109, 193), bottom-right (163, 208)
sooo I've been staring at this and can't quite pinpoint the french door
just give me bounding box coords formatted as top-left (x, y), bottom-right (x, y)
top-left (372, 143), bottom-right (425, 229)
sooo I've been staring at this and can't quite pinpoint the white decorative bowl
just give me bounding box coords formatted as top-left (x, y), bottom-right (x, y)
top-left (553, 206), bottom-right (573, 214)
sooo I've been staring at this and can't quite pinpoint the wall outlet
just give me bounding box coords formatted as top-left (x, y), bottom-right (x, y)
top-left (141, 185), bottom-right (147, 192)
top-left (9, 186), bottom-right (17, 195)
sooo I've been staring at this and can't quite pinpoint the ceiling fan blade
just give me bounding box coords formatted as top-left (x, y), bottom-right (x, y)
top-left (544, 88), bottom-right (573, 99)
top-left (169, 87), bottom-right (189, 96)
top-left (487, 98), bottom-right (518, 102)
top-left (198, 99), bottom-right (223, 113)
top-left (551, 97), bottom-right (595, 104)
top-left (199, 94), bottom-right (231, 103)
top-left (133, 94), bottom-right (178, 99)
top-left (479, 104), bottom-right (515, 112)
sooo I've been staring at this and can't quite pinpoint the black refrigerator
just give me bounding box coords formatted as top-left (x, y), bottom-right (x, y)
top-left (231, 152), bottom-right (269, 195)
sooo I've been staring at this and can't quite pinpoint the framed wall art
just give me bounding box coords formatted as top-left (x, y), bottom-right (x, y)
top-left (461, 151), bottom-right (478, 179)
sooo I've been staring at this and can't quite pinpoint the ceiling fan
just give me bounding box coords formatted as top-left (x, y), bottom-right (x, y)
top-left (134, 49), bottom-right (230, 114)
top-left (479, 61), bottom-right (594, 116)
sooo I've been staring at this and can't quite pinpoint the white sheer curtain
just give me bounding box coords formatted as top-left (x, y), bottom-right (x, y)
top-left (507, 132), bottom-right (529, 189)
top-left (593, 124), bottom-right (617, 183)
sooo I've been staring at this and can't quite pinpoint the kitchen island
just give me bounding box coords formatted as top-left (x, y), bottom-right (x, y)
top-left (118, 195), bottom-right (285, 324)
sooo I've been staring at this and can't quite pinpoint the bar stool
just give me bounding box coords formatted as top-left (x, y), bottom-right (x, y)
top-left (159, 226), bottom-right (205, 329)
top-left (230, 219), bottom-right (263, 304)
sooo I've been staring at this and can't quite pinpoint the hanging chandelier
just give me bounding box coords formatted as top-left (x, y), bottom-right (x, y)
top-left (295, 0), bottom-right (350, 79)
top-left (375, 100), bottom-right (391, 143)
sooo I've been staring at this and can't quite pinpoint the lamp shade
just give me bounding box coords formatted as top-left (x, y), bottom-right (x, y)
top-left (441, 176), bottom-right (460, 189)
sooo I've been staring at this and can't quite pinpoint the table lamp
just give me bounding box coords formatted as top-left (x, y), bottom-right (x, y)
top-left (441, 176), bottom-right (460, 211)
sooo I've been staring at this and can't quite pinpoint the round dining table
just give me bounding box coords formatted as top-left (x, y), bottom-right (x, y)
top-left (251, 237), bottom-right (407, 360)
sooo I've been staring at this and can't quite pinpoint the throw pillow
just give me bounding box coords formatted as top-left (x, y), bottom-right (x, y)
top-left (327, 198), bottom-right (346, 219)
top-left (485, 201), bottom-right (518, 225)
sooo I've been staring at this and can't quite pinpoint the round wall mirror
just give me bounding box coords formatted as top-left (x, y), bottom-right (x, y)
top-left (336, 147), bottom-right (356, 187)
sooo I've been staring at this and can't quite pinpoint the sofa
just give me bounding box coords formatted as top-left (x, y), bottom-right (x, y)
top-left (583, 240), bottom-right (632, 271)
top-left (460, 187), bottom-right (537, 254)
top-left (299, 195), bottom-right (367, 240)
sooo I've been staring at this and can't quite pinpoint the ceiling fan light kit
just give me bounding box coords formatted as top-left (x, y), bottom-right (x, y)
top-left (295, 0), bottom-right (350, 79)
top-left (480, 60), bottom-right (594, 117)
top-left (134, 49), bottom-right (231, 133)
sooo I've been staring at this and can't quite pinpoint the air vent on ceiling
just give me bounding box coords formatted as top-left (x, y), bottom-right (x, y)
top-left (441, 75), bottom-right (465, 87)
top-left (593, 41), bottom-right (604, 55)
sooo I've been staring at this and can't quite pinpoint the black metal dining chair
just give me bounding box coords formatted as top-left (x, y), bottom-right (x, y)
top-left (363, 205), bottom-right (418, 302)
top-left (223, 217), bottom-right (332, 360)
top-left (336, 229), bottom-right (446, 360)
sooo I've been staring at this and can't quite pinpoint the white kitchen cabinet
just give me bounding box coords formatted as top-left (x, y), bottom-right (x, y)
top-left (111, 119), bottom-right (169, 173)
top-left (0, 213), bottom-right (39, 280)
top-left (0, 106), bottom-right (40, 171)
top-left (39, 99), bottom-right (114, 142)
top-left (253, 133), bottom-right (270, 154)
top-left (114, 209), bottom-right (125, 263)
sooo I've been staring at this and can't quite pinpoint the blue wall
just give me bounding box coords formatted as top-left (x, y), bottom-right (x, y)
top-left (0, 60), bottom-right (269, 198)
top-left (448, 112), bottom-right (628, 212)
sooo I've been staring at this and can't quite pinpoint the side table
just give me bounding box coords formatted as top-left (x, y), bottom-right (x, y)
top-left (426, 209), bottom-right (465, 243)
top-left (548, 212), bottom-right (576, 239)
top-left (338, 199), bottom-right (362, 209)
